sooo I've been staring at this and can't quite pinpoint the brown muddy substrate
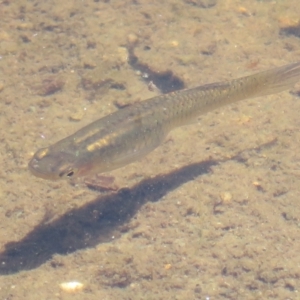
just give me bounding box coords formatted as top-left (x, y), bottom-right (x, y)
top-left (0, 0), bottom-right (300, 299)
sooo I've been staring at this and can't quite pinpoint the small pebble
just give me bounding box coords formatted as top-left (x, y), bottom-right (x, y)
top-left (220, 192), bottom-right (232, 203)
top-left (0, 31), bottom-right (10, 41)
top-left (117, 47), bottom-right (129, 63)
top-left (170, 40), bottom-right (179, 47)
top-left (237, 6), bottom-right (251, 17)
top-left (127, 33), bottom-right (138, 44)
top-left (60, 281), bottom-right (84, 293)
top-left (69, 111), bottom-right (84, 122)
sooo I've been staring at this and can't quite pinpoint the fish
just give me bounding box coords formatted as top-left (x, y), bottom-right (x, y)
top-left (28, 62), bottom-right (300, 180)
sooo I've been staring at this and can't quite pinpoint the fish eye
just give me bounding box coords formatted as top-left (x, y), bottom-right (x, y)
top-left (59, 168), bottom-right (75, 178)
top-left (66, 171), bottom-right (74, 177)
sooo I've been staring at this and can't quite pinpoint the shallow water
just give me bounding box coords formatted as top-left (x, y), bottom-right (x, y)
top-left (0, 0), bottom-right (300, 299)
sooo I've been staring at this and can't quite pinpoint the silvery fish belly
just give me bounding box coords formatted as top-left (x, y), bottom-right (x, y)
top-left (28, 62), bottom-right (300, 180)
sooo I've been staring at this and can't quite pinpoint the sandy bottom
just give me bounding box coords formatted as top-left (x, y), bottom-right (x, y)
top-left (0, 0), bottom-right (300, 299)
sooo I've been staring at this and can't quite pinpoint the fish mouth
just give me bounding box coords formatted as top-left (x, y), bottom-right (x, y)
top-left (28, 156), bottom-right (60, 180)
top-left (28, 148), bottom-right (78, 181)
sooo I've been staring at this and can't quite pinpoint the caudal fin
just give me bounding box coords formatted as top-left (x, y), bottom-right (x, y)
top-left (251, 61), bottom-right (300, 97)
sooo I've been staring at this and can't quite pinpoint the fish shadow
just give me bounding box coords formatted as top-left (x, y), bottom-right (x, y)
top-left (0, 158), bottom-right (219, 275)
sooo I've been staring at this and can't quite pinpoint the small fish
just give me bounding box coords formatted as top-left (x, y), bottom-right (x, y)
top-left (29, 62), bottom-right (300, 180)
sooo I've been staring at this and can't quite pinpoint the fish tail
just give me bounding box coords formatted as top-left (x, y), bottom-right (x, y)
top-left (249, 62), bottom-right (300, 98)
